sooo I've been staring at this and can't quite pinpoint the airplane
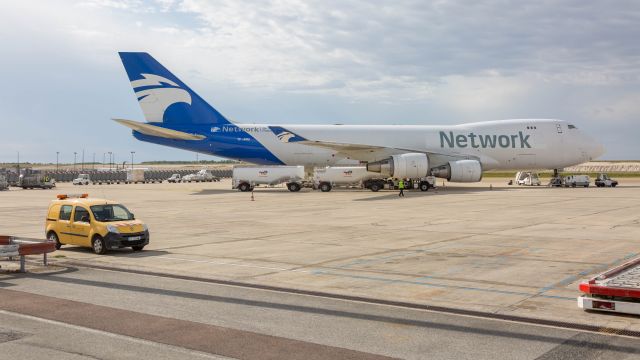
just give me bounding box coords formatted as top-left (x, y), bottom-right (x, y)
top-left (114, 52), bottom-right (604, 182)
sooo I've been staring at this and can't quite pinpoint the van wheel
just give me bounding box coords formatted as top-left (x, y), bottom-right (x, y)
top-left (48, 231), bottom-right (62, 250)
top-left (287, 183), bottom-right (301, 192)
top-left (132, 246), bottom-right (144, 251)
top-left (319, 183), bottom-right (332, 192)
top-left (238, 183), bottom-right (251, 192)
top-left (92, 236), bottom-right (107, 255)
top-left (420, 183), bottom-right (429, 192)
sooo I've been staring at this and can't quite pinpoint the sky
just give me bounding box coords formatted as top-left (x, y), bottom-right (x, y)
top-left (0, 0), bottom-right (638, 164)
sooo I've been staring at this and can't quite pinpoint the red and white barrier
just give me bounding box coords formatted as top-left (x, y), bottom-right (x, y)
top-left (0, 235), bottom-right (57, 272)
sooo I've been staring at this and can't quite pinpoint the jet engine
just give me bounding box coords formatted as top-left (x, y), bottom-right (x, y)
top-left (366, 153), bottom-right (429, 178)
top-left (430, 160), bottom-right (482, 182)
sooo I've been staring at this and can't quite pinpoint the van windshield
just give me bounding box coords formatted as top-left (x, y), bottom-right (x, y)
top-left (90, 204), bottom-right (133, 222)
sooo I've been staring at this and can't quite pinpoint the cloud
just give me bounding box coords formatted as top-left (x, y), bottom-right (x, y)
top-left (0, 0), bottom-right (638, 161)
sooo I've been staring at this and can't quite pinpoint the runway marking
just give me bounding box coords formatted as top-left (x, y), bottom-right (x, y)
top-left (0, 288), bottom-right (396, 360)
top-left (155, 255), bottom-right (313, 273)
top-left (537, 252), bottom-right (640, 294)
top-left (311, 269), bottom-right (576, 300)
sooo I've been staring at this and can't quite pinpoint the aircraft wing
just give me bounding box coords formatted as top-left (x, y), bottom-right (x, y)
top-left (269, 126), bottom-right (412, 160)
top-left (268, 126), bottom-right (474, 162)
top-left (113, 119), bottom-right (206, 140)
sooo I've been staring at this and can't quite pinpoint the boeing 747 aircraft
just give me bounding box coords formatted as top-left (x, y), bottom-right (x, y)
top-left (115, 52), bottom-right (604, 182)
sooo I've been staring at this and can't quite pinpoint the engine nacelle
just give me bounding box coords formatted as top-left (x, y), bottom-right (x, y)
top-left (430, 160), bottom-right (482, 182)
top-left (366, 153), bottom-right (429, 178)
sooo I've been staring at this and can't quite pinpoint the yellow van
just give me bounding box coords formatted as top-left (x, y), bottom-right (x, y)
top-left (45, 194), bottom-right (149, 254)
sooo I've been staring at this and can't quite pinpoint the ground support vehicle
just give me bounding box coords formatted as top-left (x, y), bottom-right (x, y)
top-left (21, 174), bottom-right (56, 189)
top-left (0, 175), bottom-right (8, 190)
top-left (126, 169), bottom-right (146, 184)
top-left (313, 166), bottom-right (379, 192)
top-left (548, 177), bottom-right (564, 187)
top-left (363, 177), bottom-right (436, 192)
top-left (167, 174), bottom-right (182, 183)
top-left (183, 169), bottom-right (216, 183)
top-left (564, 174), bottom-right (590, 187)
top-left (515, 171), bottom-right (541, 186)
top-left (595, 173), bottom-right (618, 187)
top-left (45, 194), bottom-right (149, 254)
top-left (73, 174), bottom-right (91, 185)
top-left (578, 257), bottom-right (640, 316)
top-left (233, 166), bottom-right (305, 192)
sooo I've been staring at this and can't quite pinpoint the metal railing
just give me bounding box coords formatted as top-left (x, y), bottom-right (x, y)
top-left (0, 235), bottom-right (57, 273)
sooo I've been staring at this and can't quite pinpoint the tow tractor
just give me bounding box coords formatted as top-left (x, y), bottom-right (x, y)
top-left (595, 173), bottom-right (618, 187)
top-left (578, 257), bottom-right (640, 315)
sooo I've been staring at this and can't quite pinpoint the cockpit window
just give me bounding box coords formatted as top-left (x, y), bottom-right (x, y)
top-left (568, 124), bottom-right (577, 129)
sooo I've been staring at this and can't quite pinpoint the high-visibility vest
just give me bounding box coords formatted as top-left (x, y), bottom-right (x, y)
top-left (398, 180), bottom-right (405, 189)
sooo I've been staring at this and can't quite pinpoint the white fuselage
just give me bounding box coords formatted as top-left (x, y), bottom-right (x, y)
top-left (241, 119), bottom-right (603, 170)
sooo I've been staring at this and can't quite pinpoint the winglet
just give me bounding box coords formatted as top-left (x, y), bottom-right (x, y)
top-left (269, 126), bottom-right (307, 143)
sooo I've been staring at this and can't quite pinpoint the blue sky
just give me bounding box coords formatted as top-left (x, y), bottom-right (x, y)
top-left (1, 0), bottom-right (639, 163)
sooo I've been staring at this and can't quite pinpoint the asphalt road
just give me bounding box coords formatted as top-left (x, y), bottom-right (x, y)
top-left (1, 266), bottom-right (639, 360)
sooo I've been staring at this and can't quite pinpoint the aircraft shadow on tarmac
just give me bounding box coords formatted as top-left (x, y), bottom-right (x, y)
top-left (353, 187), bottom-right (509, 201)
top-left (190, 189), bottom-right (248, 195)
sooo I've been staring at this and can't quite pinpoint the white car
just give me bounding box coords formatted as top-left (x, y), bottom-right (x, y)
top-left (73, 174), bottom-right (90, 185)
top-left (183, 169), bottom-right (215, 183)
top-left (167, 174), bottom-right (182, 183)
top-left (564, 174), bottom-right (590, 187)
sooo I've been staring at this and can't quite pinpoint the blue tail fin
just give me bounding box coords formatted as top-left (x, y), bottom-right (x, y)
top-left (118, 52), bottom-right (232, 126)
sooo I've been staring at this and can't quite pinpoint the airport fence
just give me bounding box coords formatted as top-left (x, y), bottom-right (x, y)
top-left (13, 169), bottom-right (233, 183)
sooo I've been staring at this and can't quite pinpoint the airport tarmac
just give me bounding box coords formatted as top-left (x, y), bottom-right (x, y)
top-left (2, 179), bottom-right (640, 358)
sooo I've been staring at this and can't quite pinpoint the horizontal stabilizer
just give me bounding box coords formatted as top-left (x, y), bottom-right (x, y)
top-left (113, 119), bottom-right (206, 140)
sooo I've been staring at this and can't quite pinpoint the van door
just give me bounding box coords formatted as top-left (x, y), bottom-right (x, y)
top-left (57, 205), bottom-right (73, 244)
top-left (70, 206), bottom-right (92, 246)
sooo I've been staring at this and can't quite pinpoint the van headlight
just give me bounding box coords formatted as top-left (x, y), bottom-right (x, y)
top-left (142, 224), bottom-right (148, 232)
top-left (107, 225), bottom-right (120, 234)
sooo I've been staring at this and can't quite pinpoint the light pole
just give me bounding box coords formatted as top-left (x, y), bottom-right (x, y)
top-left (56, 152), bottom-right (59, 171)
top-left (130, 151), bottom-right (135, 170)
top-left (81, 149), bottom-right (85, 171)
top-left (108, 152), bottom-right (112, 170)
top-left (102, 153), bottom-right (106, 166)
top-left (92, 153), bottom-right (95, 170)
top-left (73, 152), bottom-right (77, 171)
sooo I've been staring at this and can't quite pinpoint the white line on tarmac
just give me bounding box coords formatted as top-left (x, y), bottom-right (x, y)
top-left (0, 310), bottom-right (231, 360)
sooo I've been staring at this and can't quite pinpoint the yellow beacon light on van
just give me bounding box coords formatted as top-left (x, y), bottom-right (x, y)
top-left (56, 194), bottom-right (89, 200)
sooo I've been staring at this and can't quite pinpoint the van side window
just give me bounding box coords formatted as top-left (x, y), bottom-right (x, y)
top-left (59, 205), bottom-right (72, 221)
top-left (74, 207), bottom-right (90, 222)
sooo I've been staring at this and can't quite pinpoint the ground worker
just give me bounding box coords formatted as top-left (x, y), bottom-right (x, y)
top-left (398, 178), bottom-right (405, 197)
